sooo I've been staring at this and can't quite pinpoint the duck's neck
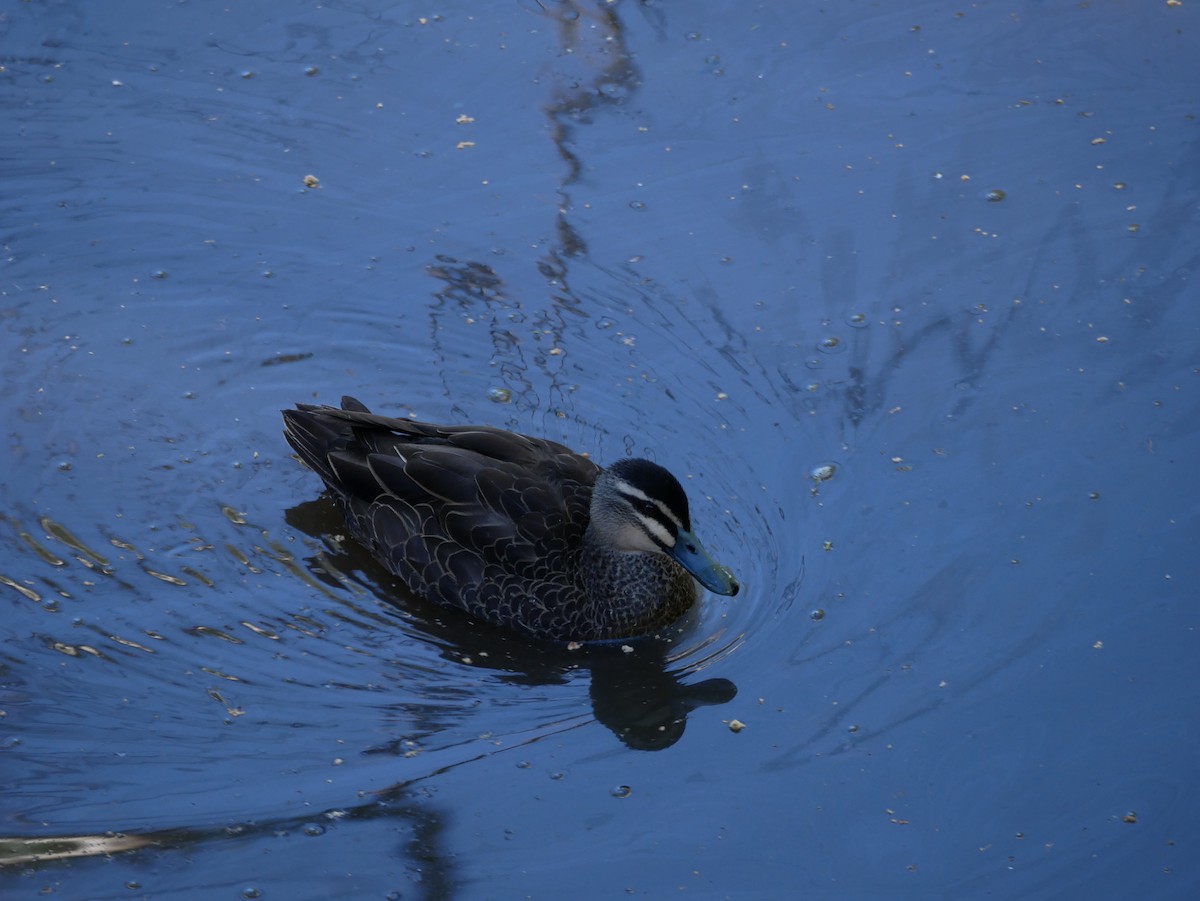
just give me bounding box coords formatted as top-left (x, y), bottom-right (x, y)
top-left (579, 535), bottom-right (697, 639)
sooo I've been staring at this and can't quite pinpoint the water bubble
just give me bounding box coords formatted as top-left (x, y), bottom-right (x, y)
top-left (610, 785), bottom-right (632, 799)
top-left (817, 336), bottom-right (843, 354)
top-left (242, 888), bottom-right (262, 900)
top-left (845, 311), bottom-right (868, 329)
top-left (302, 822), bottom-right (326, 836)
top-left (549, 771), bottom-right (566, 781)
top-left (985, 188), bottom-right (1006, 202)
top-left (488, 387), bottom-right (512, 404)
top-left (628, 200), bottom-right (647, 211)
top-left (810, 609), bottom-right (825, 622)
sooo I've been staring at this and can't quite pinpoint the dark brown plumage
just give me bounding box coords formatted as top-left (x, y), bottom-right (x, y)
top-left (282, 396), bottom-right (738, 641)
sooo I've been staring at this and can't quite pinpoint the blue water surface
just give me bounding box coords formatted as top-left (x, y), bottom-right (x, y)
top-left (2, 1), bottom-right (1198, 898)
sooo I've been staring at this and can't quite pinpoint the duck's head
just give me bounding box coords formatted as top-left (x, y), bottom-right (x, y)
top-left (589, 458), bottom-right (740, 596)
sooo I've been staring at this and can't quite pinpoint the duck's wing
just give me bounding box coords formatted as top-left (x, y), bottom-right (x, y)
top-left (283, 397), bottom-right (598, 498)
top-left (282, 397), bottom-right (600, 606)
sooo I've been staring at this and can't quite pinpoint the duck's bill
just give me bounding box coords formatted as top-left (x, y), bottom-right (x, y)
top-left (670, 529), bottom-right (740, 596)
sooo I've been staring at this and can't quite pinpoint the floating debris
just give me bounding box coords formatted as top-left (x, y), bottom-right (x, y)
top-left (810, 463), bottom-right (837, 483)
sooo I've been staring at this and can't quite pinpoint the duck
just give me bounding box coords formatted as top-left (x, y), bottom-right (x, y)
top-left (282, 396), bottom-right (739, 641)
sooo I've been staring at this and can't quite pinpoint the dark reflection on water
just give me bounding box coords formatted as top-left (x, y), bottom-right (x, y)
top-left (540, 0), bottom-right (642, 260)
top-left (286, 496), bottom-right (738, 752)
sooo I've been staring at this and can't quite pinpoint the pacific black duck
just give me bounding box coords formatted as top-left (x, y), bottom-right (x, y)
top-left (282, 396), bottom-right (739, 641)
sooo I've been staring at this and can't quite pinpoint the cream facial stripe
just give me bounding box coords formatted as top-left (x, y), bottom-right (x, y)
top-left (634, 512), bottom-right (675, 548)
top-left (612, 478), bottom-right (682, 547)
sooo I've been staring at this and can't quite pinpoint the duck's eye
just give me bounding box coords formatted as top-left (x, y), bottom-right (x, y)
top-left (634, 499), bottom-right (658, 517)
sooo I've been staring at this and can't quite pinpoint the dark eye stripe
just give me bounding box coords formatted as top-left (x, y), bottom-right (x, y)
top-left (618, 490), bottom-right (680, 534)
top-left (609, 475), bottom-right (688, 531)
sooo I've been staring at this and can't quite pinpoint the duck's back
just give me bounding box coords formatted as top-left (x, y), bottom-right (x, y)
top-left (283, 396), bottom-right (604, 637)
